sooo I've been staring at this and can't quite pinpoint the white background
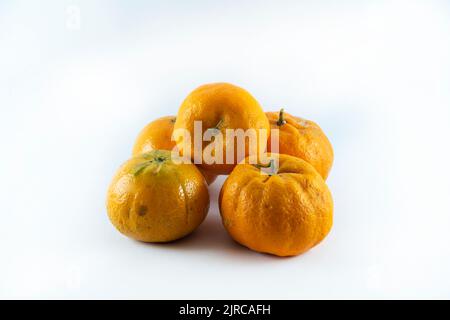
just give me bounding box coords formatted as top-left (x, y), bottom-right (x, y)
top-left (1, 0), bottom-right (450, 299)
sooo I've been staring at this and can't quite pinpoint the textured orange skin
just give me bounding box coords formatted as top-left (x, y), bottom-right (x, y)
top-left (219, 154), bottom-right (333, 257)
top-left (132, 116), bottom-right (177, 154)
top-left (106, 150), bottom-right (210, 242)
top-left (266, 111), bottom-right (334, 180)
top-left (174, 83), bottom-right (270, 175)
top-left (132, 116), bottom-right (217, 185)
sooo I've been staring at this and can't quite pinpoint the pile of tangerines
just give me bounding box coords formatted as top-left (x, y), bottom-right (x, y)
top-left (106, 83), bottom-right (333, 257)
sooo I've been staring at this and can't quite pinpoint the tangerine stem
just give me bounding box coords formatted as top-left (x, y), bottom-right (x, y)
top-left (253, 159), bottom-right (276, 175)
top-left (277, 108), bottom-right (286, 126)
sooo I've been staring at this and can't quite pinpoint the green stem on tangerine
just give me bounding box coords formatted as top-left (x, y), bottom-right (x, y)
top-left (253, 159), bottom-right (277, 175)
top-left (276, 108), bottom-right (286, 126)
top-left (133, 155), bottom-right (167, 176)
top-left (133, 161), bottom-right (152, 176)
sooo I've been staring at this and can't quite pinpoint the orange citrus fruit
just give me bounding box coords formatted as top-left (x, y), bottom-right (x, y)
top-left (132, 115), bottom-right (217, 185)
top-left (219, 153), bottom-right (333, 256)
top-left (106, 150), bottom-right (210, 242)
top-left (174, 83), bottom-right (270, 175)
top-left (266, 109), bottom-right (333, 179)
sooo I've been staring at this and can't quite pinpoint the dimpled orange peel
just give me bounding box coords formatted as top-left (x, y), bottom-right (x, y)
top-left (106, 150), bottom-right (210, 242)
top-left (219, 153), bottom-right (333, 257)
top-left (174, 83), bottom-right (270, 175)
top-left (266, 109), bottom-right (333, 180)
